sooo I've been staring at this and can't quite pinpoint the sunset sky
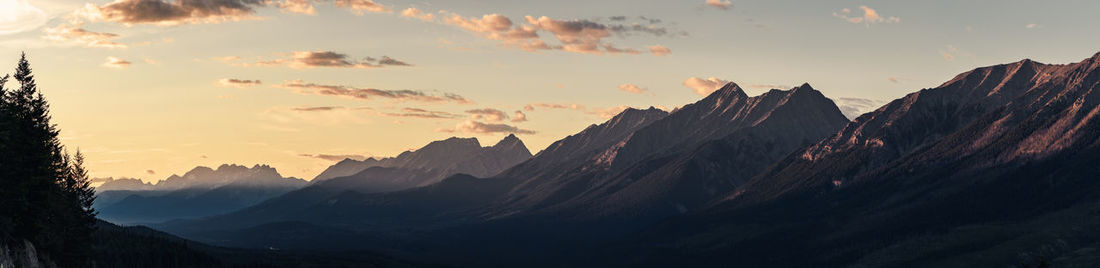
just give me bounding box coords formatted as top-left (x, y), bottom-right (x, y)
top-left (1, 0), bottom-right (1097, 181)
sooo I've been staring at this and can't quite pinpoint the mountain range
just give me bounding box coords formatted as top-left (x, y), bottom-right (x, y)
top-left (94, 164), bottom-right (308, 224)
top-left (137, 51), bottom-right (1100, 267)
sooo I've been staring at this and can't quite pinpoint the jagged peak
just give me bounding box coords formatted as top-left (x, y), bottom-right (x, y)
top-left (428, 136), bottom-right (482, 148)
top-left (792, 82), bottom-right (815, 92)
top-left (493, 133), bottom-right (523, 147)
top-left (712, 82), bottom-right (747, 97)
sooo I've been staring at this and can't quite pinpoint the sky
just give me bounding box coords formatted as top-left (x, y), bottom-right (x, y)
top-left (0, 0), bottom-right (1098, 182)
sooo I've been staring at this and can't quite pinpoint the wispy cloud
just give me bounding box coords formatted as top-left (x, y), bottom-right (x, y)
top-left (682, 76), bottom-right (730, 96)
top-left (43, 22), bottom-right (126, 49)
top-left (939, 45), bottom-right (974, 61)
top-left (222, 51), bottom-right (413, 69)
top-left (400, 7), bottom-right (434, 21)
top-left (649, 45), bottom-right (671, 56)
top-left (291, 106), bottom-right (344, 112)
top-left (834, 97), bottom-right (885, 120)
top-left (617, 83), bottom-right (647, 94)
top-left (833, 6), bottom-right (900, 27)
top-left (217, 78), bottom-right (262, 88)
top-left (277, 80), bottom-right (472, 104)
top-left (381, 107), bottom-right (461, 119)
top-left (523, 103), bottom-right (586, 111)
top-left (705, 0), bottom-right (732, 10)
top-left (298, 153), bottom-right (368, 161)
top-left (71, 0), bottom-right (390, 26)
top-left (74, 0), bottom-right (265, 26)
top-left (434, 11), bottom-right (671, 55)
top-left (101, 56), bottom-right (131, 69)
top-left (438, 120), bottom-right (536, 134)
top-left (466, 108), bottom-right (510, 122)
top-left (511, 110), bottom-right (528, 122)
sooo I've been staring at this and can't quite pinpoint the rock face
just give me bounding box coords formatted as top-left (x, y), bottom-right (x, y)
top-left (491, 84), bottom-right (849, 219)
top-left (614, 52), bottom-right (1100, 267)
top-left (94, 164), bottom-right (307, 225)
top-left (746, 53), bottom-right (1100, 203)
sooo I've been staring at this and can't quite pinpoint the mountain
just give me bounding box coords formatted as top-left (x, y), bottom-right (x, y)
top-left (492, 84), bottom-right (848, 219)
top-left (605, 52), bottom-right (1100, 267)
top-left (312, 135), bottom-right (532, 182)
top-left (547, 83), bottom-right (850, 219)
top-left (312, 157), bottom-right (382, 181)
top-left (158, 85), bottom-right (850, 265)
top-left (95, 177), bottom-right (154, 191)
top-left (95, 164), bottom-right (307, 224)
top-left (162, 135), bottom-right (533, 233)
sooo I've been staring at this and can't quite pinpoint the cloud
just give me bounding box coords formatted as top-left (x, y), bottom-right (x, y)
top-left (299, 153), bottom-right (368, 161)
top-left (286, 51), bottom-right (379, 68)
top-left (1025, 23), bottom-right (1041, 29)
top-left (523, 103), bottom-right (586, 111)
top-left (0, 0), bottom-right (48, 35)
top-left (217, 78), bottom-right (262, 88)
top-left (511, 110), bottom-right (527, 122)
top-left (436, 11), bottom-right (668, 55)
top-left (834, 97), bottom-right (885, 120)
top-left (466, 108), bottom-right (509, 122)
top-left (101, 56), bottom-right (131, 69)
top-left (706, 0), bottom-right (732, 10)
top-left (333, 0), bottom-right (391, 15)
top-left (939, 45), bottom-right (974, 61)
top-left (617, 83), bottom-right (647, 94)
top-left (43, 22), bottom-right (126, 48)
top-left (291, 106), bottom-right (344, 112)
top-left (275, 0), bottom-right (316, 15)
top-left (438, 120), bottom-right (536, 134)
top-left (649, 45), bottom-right (671, 56)
top-left (375, 56), bottom-right (411, 66)
top-left (682, 76), bottom-right (730, 96)
top-left (278, 80), bottom-right (472, 104)
top-left (381, 107), bottom-right (460, 119)
top-left (73, 0), bottom-right (390, 26)
top-left (834, 6), bottom-right (900, 26)
top-left (524, 16), bottom-right (613, 54)
top-left (221, 51), bottom-right (412, 69)
top-left (401, 7), bottom-right (434, 21)
top-left (441, 12), bottom-right (548, 52)
top-left (75, 0), bottom-right (266, 26)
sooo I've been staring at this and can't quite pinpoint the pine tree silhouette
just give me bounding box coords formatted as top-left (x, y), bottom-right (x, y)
top-left (0, 53), bottom-right (97, 266)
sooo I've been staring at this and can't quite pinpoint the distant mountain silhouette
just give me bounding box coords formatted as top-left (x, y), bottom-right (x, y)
top-left (95, 164), bottom-right (307, 225)
top-left (314, 135), bottom-right (532, 182)
top-left (95, 177), bottom-right (154, 191)
top-left (163, 135), bottom-right (532, 232)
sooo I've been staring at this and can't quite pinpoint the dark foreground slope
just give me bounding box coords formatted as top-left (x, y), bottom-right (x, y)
top-left (95, 220), bottom-right (421, 267)
top-left (603, 53), bottom-right (1100, 267)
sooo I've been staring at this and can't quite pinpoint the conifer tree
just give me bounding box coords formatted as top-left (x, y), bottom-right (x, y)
top-left (0, 53), bottom-right (96, 266)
